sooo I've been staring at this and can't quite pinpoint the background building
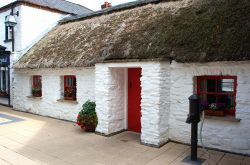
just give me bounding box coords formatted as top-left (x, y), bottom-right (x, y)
top-left (0, 0), bottom-right (92, 106)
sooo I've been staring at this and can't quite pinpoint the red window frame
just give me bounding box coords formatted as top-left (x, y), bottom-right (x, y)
top-left (197, 75), bottom-right (237, 116)
top-left (32, 75), bottom-right (42, 97)
top-left (64, 75), bottom-right (76, 100)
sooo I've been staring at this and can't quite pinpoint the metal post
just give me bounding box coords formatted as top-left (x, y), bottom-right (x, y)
top-left (8, 66), bottom-right (10, 106)
top-left (186, 94), bottom-right (200, 161)
top-left (191, 121), bottom-right (198, 160)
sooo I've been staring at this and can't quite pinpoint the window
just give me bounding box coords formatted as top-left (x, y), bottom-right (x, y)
top-left (197, 76), bottom-right (237, 116)
top-left (5, 26), bottom-right (13, 41)
top-left (32, 75), bottom-right (42, 97)
top-left (64, 75), bottom-right (76, 101)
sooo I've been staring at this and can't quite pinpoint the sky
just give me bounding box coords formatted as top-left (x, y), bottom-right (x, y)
top-left (0, 0), bottom-right (135, 11)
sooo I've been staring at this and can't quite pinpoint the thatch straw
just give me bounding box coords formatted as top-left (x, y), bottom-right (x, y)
top-left (14, 0), bottom-right (250, 69)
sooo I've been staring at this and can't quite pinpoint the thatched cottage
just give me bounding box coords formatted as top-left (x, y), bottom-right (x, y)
top-left (13, 0), bottom-right (250, 155)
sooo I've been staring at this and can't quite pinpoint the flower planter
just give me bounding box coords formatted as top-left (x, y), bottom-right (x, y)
top-left (0, 92), bottom-right (8, 97)
top-left (204, 109), bottom-right (225, 116)
top-left (64, 96), bottom-right (74, 100)
top-left (76, 100), bottom-right (97, 132)
top-left (84, 125), bottom-right (95, 132)
top-left (32, 93), bottom-right (41, 97)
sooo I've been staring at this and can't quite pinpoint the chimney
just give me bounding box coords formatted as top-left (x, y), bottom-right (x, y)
top-left (101, 1), bottom-right (112, 9)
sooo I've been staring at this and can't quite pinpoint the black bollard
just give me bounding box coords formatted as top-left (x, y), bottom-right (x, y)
top-left (191, 120), bottom-right (198, 160)
top-left (188, 94), bottom-right (200, 161)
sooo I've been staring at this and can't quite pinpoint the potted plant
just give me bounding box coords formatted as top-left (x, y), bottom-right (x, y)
top-left (201, 101), bottom-right (225, 116)
top-left (0, 90), bottom-right (8, 97)
top-left (64, 88), bottom-right (75, 100)
top-left (32, 87), bottom-right (42, 97)
top-left (76, 100), bottom-right (98, 132)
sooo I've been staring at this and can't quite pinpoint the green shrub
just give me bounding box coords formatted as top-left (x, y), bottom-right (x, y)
top-left (76, 100), bottom-right (98, 132)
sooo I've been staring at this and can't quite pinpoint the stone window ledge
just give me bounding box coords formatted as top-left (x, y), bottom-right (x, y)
top-left (205, 115), bottom-right (241, 122)
top-left (26, 96), bottom-right (42, 99)
top-left (57, 99), bottom-right (78, 104)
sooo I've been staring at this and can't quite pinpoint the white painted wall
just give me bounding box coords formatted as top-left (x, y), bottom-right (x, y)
top-left (12, 60), bottom-right (250, 154)
top-left (169, 61), bottom-right (250, 155)
top-left (18, 5), bottom-right (64, 52)
top-left (0, 4), bottom-right (64, 52)
top-left (13, 67), bottom-right (95, 121)
top-left (95, 62), bottom-right (170, 147)
top-left (109, 68), bottom-right (126, 132)
top-left (140, 62), bottom-right (170, 147)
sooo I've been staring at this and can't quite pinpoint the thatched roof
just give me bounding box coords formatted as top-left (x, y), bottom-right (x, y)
top-left (14, 0), bottom-right (250, 69)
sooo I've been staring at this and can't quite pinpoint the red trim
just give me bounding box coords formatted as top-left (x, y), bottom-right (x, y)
top-left (32, 75), bottom-right (41, 88)
top-left (32, 75), bottom-right (42, 97)
top-left (64, 75), bottom-right (76, 100)
top-left (197, 75), bottom-right (237, 116)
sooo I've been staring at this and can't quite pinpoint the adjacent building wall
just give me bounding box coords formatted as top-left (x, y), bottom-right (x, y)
top-left (1, 4), bottom-right (66, 106)
top-left (0, 4), bottom-right (64, 52)
top-left (169, 61), bottom-right (250, 155)
top-left (13, 67), bottom-right (95, 121)
top-left (18, 5), bottom-right (64, 53)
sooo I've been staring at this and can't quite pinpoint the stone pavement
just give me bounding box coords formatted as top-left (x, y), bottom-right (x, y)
top-left (0, 106), bottom-right (249, 165)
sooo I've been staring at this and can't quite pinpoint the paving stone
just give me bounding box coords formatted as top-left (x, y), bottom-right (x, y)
top-left (0, 106), bottom-right (247, 165)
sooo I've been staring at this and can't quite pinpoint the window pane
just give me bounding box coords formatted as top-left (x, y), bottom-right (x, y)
top-left (66, 77), bottom-right (73, 87)
top-left (200, 94), bottom-right (216, 109)
top-left (8, 27), bottom-right (13, 40)
top-left (33, 76), bottom-right (41, 88)
top-left (207, 94), bottom-right (216, 105)
top-left (218, 79), bottom-right (234, 92)
top-left (199, 79), bottom-right (207, 92)
top-left (207, 79), bottom-right (216, 92)
top-left (218, 95), bottom-right (234, 110)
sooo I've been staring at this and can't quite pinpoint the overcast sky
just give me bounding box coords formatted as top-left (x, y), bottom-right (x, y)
top-left (0, 0), bottom-right (135, 11)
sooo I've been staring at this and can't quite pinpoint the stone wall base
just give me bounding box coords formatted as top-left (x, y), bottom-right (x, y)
top-left (95, 129), bottom-right (127, 137)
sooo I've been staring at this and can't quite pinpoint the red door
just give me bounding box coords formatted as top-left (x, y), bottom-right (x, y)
top-left (128, 68), bottom-right (141, 133)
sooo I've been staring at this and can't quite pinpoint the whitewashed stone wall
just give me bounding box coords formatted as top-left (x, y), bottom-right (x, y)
top-left (95, 62), bottom-right (170, 146)
top-left (108, 68), bottom-right (126, 133)
top-left (169, 61), bottom-right (250, 155)
top-left (95, 66), bottom-right (127, 134)
top-left (12, 60), bottom-right (250, 154)
top-left (140, 62), bottom-right (170, 146)
top-left (13, 67), bottom-right (95, 121)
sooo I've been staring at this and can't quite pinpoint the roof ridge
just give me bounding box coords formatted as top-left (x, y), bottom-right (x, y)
top-left (57, 0), bottom-right (93, 12)
top-left (60, 0), bottom-right (170, 24)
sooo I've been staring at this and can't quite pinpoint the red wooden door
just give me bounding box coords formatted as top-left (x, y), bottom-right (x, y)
top-left (128, 68), bottom-right (141, 133)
